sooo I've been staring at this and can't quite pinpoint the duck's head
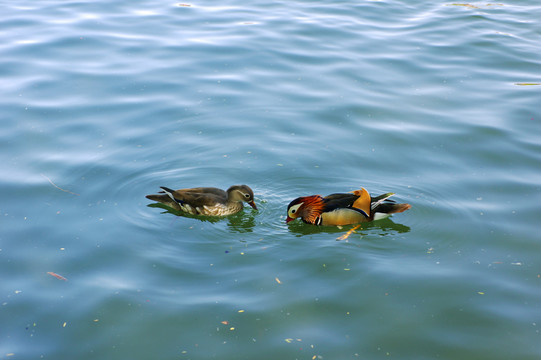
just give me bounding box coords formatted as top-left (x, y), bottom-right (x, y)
top-left (228, 185), bottom-right (258, 210)
top-left (286, 195), bottom-right (324, 223)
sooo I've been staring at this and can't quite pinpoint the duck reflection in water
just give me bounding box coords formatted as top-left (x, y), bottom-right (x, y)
top-left (147, 202), bottom-right (257, 233)
top-left (286, 217), bottom-right (411, 238)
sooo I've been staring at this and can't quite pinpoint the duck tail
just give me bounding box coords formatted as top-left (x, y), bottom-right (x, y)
top-left (158, 186), bottom-right (179, 203)
top-left (370, 192), bottom-right (395, 211)
top-left (374, 201), bottom-right (411, 214)
top-left (385, 203), bottom-right (411, 214)
top-left (145, 194), bottom-right (162, 202)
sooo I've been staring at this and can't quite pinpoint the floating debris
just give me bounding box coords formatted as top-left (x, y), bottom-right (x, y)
top-left (47, 272), bottom-right (67, 281)
top-left (447, 3), bottom-right (504, 9)
top-left (41, 174), bottom-right (79, 196)
top-left (284, 338), bottom-right (302, 343)
top-left (448, 3), bottom-right (481, 8)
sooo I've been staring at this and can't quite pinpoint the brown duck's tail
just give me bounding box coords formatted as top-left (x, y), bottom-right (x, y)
top-left (145, 194), bottom-right (165, 202)
top-left (145, 193), bottom-right (181, 210)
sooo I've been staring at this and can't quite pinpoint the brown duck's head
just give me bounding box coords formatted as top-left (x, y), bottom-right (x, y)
top-left (286, 195), bottom-right (324, 224)
top-left (227, 185), bottom-right (258, 210)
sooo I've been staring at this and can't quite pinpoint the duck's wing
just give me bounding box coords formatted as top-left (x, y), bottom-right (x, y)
top-left (323, 192), bottom-right (369, 218)
top-left (349, 188), bottom-right (371, 217)
top-left (160, 187), bottom-right (227, 207)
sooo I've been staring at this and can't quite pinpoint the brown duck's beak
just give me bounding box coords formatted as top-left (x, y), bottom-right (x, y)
top-left (248, 200), bottom-right (258, 210)
top-left (286, 216), bottom-right (293, 223)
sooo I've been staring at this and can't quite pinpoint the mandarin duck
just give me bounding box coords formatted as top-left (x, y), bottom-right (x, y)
top-left (146, 185), bottom-right (257, 216)
top-left (286, 187), bottom-right (411, 226)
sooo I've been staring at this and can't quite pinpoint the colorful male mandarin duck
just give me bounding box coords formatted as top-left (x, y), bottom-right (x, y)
top-left (286, 188), bottom-right (411, 226)
top-left (146, 185), bottom-right (257, 216)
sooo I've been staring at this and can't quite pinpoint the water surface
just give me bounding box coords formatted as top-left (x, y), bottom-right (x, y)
top-left (1, 0), bottom-right (540, 359)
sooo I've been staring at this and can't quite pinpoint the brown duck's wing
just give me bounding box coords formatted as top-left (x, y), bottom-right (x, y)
top-left (182, 187), bottom-right (227, 197)
top-left (161, 187), bottom-right (227, 207)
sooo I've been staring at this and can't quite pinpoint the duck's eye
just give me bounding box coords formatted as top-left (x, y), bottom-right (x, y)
top-left (244, 193), bottom-right (250, 198)
top-left (288, 203), bottom-right (303, 217)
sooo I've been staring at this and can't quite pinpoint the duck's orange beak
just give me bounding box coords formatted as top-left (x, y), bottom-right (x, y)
top-left (286, 216), bottom-right (294, 223)
top-left (248, 200), bottom-right (258, 210)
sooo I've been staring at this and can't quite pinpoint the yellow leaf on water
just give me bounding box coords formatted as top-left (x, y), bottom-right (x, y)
top-left (275, 277), bottom-right (281, 284)
top-left (448, 3), bottom-right (480, 9)
top-left (515, 83), bottom-right (540, 86)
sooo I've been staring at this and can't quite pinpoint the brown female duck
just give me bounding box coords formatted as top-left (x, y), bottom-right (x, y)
top-left (146, 185), bottom-right (257, 216)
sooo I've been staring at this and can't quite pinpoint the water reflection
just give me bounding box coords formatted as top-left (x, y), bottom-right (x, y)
top-left (286, 218), bottom-right (411, 238)
top-left (225, 212), bottom-right (257, 233)
top-left (146, 203), bottom-right (256, 232)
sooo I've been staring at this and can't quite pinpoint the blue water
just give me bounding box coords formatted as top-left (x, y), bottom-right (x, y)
top-left (1, 1), bottom-right (541, 359)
